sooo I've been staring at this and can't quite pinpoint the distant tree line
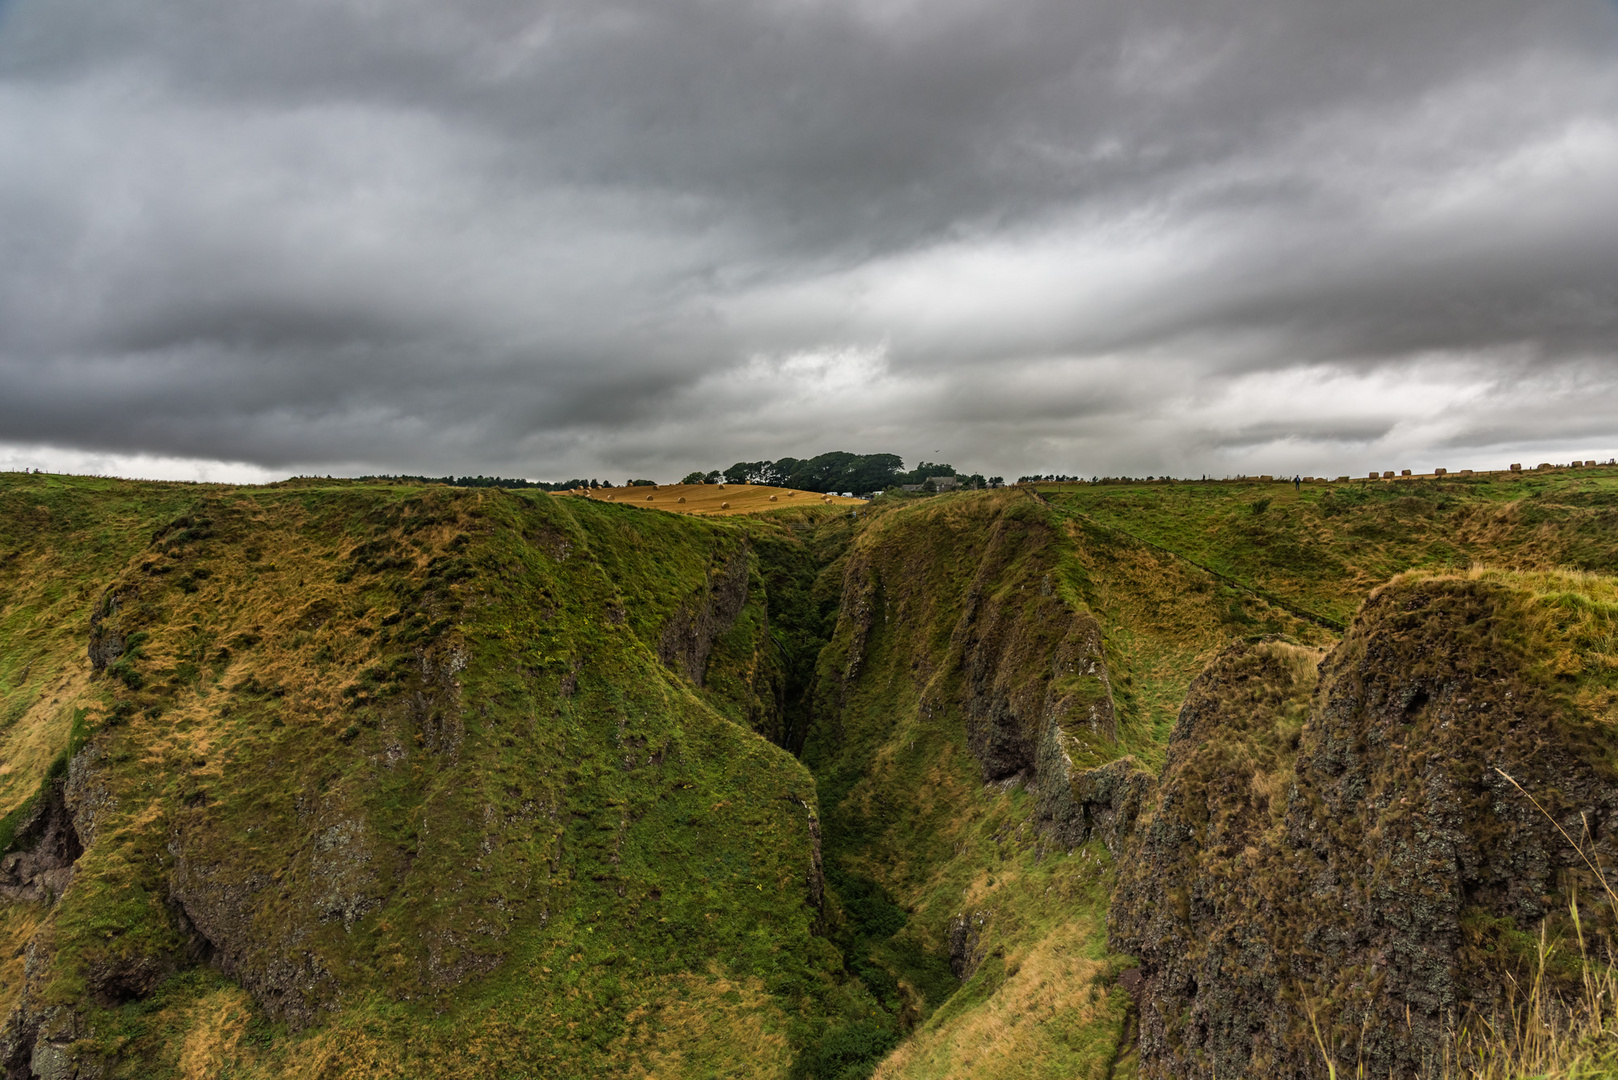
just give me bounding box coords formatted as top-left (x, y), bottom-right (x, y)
top-left (1016, 474), bottom-right (1177, 484)
top-left (679, 452), bottom-right (995, 494)
top-left (360, 474), bottom-right (604, 491)
top-left (361, 453), bottom-right (1008, 495)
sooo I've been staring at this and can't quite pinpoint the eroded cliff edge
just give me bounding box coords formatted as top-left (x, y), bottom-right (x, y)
top-left (1111, 571), bottom-right (1618, 1078)
top-left (0, 485), bottom-right (836, 1079)
top-left (4, 474), bottom-right (1617, 1080)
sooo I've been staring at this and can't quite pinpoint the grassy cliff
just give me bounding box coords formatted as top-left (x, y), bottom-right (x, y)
top-left (1, 477), bottom-right (866, 1078)
top-left (3, 469), bottom-right (1618, 1078)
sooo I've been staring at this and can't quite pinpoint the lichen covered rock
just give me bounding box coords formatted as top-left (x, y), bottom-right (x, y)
top-left (1111, 574), bottom-right (1618, 1079)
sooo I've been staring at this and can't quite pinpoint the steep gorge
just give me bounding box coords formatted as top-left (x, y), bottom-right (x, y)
top-left (0, 474), bottom-right (1616, 1078)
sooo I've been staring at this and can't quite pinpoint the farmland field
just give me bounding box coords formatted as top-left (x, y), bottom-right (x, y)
top-left (573, 481), bottom-right (867, 515)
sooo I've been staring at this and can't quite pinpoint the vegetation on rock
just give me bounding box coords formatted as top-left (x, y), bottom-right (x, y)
top-left (1, 468), bottom-right (1616, 1078)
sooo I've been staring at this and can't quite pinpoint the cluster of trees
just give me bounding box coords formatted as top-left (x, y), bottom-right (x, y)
top-left (681, 452), bottom-right (904, 493)
top-left (366, 454), bottom-right (1011, 495)
top-left (679, 452), bottom-right (995, 494)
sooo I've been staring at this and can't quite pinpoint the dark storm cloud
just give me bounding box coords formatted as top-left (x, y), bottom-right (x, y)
top-left (1, 0), bottom-right (1616, 481)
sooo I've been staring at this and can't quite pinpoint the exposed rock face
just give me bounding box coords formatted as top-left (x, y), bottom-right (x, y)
top-left (658, 550), bottom-right (751, 685)
top-left (167, 840), bottom-right (341, 1030)
top-left (65, 744), bottom-right (116, 851)
top-left (956, 573), bottom-right (1117, 783)
top-left (0, 936), bottom-right (80, 1080)
top-left (0, 752), bottom-right (142, 1079)
top-left (946, 910), bottom-right (990, 980)
top-left (1111, 578), bottom-right (1618, 1079)
top-left (820, 494), bottom-right (1126, 820)
top-left (934, 506), bottom-right (1152, 854)
top-left (411, 640), bottom-right (468, 757)
top-left (790, 795), bottom-right (827, 926)
top-left (86, 593), bottom-right (124, 674)
top-left (0, 781), bottom-right (81, 905)
top-left (1039, 754), bottom-right (1154, 858)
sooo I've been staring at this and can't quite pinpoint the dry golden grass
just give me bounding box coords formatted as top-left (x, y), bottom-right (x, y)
top-left (1425, 907), bottom-right (1618, 1080)
top-left (177, 984), bottom-right (256, 1080)
top-left (0, 666), bottom-right (88, 816)
top-left (607, 970), bottom-right (794, 1079)
top-left (872, 921), bottom-right (1118, 1080)
top-left (572, 483), bottom-right (865, 517)
top-left (0, 906), bottom-right (44, 1020)
top-left (256, 1025), bottom-right (412, 1080)
top-left (1394, 567), bottom-right (1618, 727)
top-left (1310, 764), bottom-right (1618, 1080)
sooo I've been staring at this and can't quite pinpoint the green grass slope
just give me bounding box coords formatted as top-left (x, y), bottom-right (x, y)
top-left (0, 477), bottom-right (868, 1079)
top-left (0, 476), bottom-right (208, 833)
top-left (800, 474), bottom-right (1618, 1079)
top-left (801, 491), bottom-right (1138, 1080)
top-left (1037, 471), bottom-right (1618, 765)
top-left (1044, 469), bottom-right (1618, 628)
top-left (5, 467), bottom-right (1618, 1079)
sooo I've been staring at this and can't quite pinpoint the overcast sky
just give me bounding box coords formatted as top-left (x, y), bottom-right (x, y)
top-left (2, 0), bottom-right (1616, 484)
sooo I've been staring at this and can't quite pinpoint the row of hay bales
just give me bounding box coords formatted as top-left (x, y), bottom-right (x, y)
top-left (566, 482), bottom-right (867, 517)
top-left (1042, 460), bottom-right (1615, 489)
top-left (1361, 468), bottom-right (1492, 479)
top-left (1298, 461), bottom-right (1617, 483)
top-left (1243, 461), bottom-right (1606, 483)
top-left (1278, 460), bottom-right (1613, 482)
top-left (1357, 460), bottom-right (1612, 480)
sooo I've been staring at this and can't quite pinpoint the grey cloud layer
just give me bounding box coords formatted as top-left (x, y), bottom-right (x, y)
top-left (2, 0), bottom-right (1616, 480)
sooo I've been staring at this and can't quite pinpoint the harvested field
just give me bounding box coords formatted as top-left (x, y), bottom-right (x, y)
top-left (571, 483), bottom-right (866, 517)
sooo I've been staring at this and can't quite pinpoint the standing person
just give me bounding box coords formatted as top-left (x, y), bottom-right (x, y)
top-left (1293, 474), bottom-right (1301, 491)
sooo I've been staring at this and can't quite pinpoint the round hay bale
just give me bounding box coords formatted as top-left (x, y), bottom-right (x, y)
top-left (646, 493), bottom-right (654, 501)
top-left (717, 483), bottom-right (725, 489)
top-left (787, 492), bottom-right (795, 497)
top-left (677, 496), bottom-right (686, 503)
top-left (769, 495), bottom-right (777, 501)
top-left (720, 501), bottom-right (729, 509)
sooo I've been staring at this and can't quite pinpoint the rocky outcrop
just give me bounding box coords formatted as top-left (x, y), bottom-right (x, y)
top-left (165, 804), bottom-right (373, 1029)
top-left (813, 492), bottom-right (1138, 857)
top-left (1038, 753), bottom-right (1154, 858)
top-left (0, 781), bottom-right (81, 905)
top-left (658, 550), bottom-right (751, 685)
top-left (0, 749), bottom-right (130, 1080)
top-left (0, 935), bottom-right (84, 1080)
top-left (946, 910), bottom-right (990, 980)
top-left (411, 640), bottom-right (468, 757)
top-left (1111, 577), bottom-right (1618, 1079)
top-left (86, 593), bottom-right (123, 673)
top-left (943, 507), bottom-right (1145, 851)
top-left (826, 494), bottom-right (1117, 777)
top-left (64, 745), bottom-right (115, 852)
top-left (956, 577), bottom-right (1117, 784)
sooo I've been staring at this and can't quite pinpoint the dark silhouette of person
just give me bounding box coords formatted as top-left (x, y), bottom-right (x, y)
top-left (1293, 475), bottom-right (1301, 491)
